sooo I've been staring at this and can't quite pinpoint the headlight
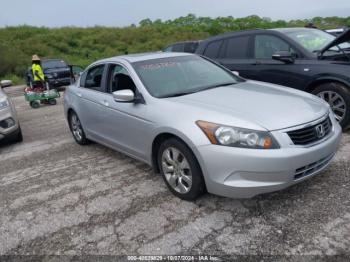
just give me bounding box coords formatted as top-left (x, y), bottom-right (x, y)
top-left (0, 98), bottom-right (9, 110)
top-left (196, 120), bottom-right (280, 149)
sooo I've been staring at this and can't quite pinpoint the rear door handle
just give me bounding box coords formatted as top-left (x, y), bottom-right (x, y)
top-left (102, 100), bottom-right (109, 107)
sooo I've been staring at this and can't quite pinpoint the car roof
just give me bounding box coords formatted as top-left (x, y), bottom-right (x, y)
top-left (202, 29), bottom-right (264, 42)
top-left (271, 27), bottom-right (321, 33)
top-left (96, 52), bottom-right (194, 64)
top-left (202, 27), bottom-right (324, 43)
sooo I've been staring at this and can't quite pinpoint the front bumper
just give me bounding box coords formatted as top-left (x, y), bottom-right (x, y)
top-left (0, 106), bottom-right (19, 141)
top-left (196, 120), bottom-right (342, 199)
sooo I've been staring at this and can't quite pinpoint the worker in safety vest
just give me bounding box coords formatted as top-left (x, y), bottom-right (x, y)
top-left (31, 55), bottom-right (45, 88)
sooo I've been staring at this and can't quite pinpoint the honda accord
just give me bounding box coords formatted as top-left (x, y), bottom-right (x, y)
top-left (64, 52), bottom-right (342, 200)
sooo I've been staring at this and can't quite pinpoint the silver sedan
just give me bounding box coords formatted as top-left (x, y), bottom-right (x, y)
top-left (64, 52), bottom-right (342, 200)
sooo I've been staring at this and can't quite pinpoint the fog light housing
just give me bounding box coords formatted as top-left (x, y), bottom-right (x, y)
top-left (0, 117), bottom-right (15, 129)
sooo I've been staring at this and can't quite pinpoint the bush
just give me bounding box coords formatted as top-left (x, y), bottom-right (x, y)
top-left (0, 15), bottom-right (349, 80)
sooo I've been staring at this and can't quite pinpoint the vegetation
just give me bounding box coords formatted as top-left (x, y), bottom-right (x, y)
top-left (1, 14), bottom-right (349, 84)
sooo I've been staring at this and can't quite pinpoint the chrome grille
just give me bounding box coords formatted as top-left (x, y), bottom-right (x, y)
top-left (294, 153), bottom-right (335, 180)
top-left (287, 117), bottom-right (332, 146)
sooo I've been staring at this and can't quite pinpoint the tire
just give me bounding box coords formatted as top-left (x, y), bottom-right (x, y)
top-left (48, 98), bottom-right (57, 105)
top-left (312, 82), bottom-right (350, 129)
top-left (30, 101), bottom-right (40, 109)
top-left (157, 138), bottom-right (205, 201)
top-left (68, 111), bottom-right (90, 145)
top-left (6, 126), bottom-right (23, 144)
top-left (14, 126), bottom-right (23, 143)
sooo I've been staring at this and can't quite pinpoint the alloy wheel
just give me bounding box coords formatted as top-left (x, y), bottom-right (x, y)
top-left (161, 147), bottom-right (193, 194)
top-left (71, 114), bottom-right (83, 141)
top-left (317, 91), bottom-right (346, 122)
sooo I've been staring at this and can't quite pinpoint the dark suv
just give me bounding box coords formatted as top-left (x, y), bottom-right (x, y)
top-left (26, 59), bottom-right (74, 89)
top-left (196, 28), bottom-right (350, 128)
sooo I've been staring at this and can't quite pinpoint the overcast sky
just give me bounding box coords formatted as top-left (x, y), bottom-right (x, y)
top-left (1, 0), bottom-right (349, 27)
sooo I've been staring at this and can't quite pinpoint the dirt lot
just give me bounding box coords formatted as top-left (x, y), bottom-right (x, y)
top-left (0, 85), bottom-right (350, 258)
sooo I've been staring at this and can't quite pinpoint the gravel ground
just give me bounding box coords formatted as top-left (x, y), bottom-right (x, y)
top-left (0, 86), bottom-right (349, 259)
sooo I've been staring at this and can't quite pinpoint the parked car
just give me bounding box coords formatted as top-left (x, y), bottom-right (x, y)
top-left (196, 28), bottom-right (350, 128)
top-left (0, 81), bottom-right (22, 144)
top-left (64, 52), bottom-right (341, 200)
top-left (26, 59), bottom-right (74, 89)
top-left (164, 41), bottom-right (201, 53)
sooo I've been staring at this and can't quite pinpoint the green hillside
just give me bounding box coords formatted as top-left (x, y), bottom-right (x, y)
top-left (0, 14), bottom-right (349, 84)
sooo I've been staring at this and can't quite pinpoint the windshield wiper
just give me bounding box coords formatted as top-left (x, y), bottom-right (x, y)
top-left (162, 91), bottom-right (197, 98)
top-left (162, 82), bottom-right (236, 98)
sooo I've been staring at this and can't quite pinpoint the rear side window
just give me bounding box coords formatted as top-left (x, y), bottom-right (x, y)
top-left (203, 40), bottom-right (223, 58)
top-left (255, 35), bottom-right (294, 59)
top-left (82, 64), bottom-right (105, 91)
top-left (225, 36), bottom-right (250, 59)
top-left (172, 43), bottom-right (185, 52)
top-left (184, 42), bottom-right (199, 53)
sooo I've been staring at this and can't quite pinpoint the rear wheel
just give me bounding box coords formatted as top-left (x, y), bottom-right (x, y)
top-left (312, 82), bottom-right (350, 129)
top-left (158, 138), bottom-right (205, 201)
top-left (68, 111), bottom-right (89, 145)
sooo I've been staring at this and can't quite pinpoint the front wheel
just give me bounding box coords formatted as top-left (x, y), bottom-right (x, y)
top-left (30, 101), bottom-right (40, 109)
top-left (158, 138), bottom-right (205, 201)
top-left (68, 111), bottom-right (90, 145)
top-left (312, 82), bottom-right (350, 129)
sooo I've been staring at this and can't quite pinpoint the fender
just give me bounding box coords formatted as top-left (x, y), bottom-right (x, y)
top-left (150, 126), bottom-right (208, 173)
top-left (306, 75), bottom-right (350, 91)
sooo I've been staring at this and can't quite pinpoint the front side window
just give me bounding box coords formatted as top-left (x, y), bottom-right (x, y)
top-left (255, 35), bottom-right (295, 59)
top-left (132, 55), bottom-right (241, 98)
top-left (84, 64), bottom-right (105, 91)
top-left (203, 40), bottom-right (223, 58)
top-left (108, 64), bottom-right (136, 93)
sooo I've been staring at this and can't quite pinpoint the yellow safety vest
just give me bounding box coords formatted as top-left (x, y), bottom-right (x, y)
top-left (32, 64), bottom-right (45, 81)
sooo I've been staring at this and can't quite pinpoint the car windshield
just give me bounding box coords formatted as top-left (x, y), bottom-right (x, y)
top-left (132, 55), bottom-right (241, 98)
top-left (42, 60), bottom-right (67, 69)
top-left (285, 29), bottom-right (350, 53)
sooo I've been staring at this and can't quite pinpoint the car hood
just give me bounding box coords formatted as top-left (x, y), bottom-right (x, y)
top-left (321, 28), bottom-right (350, 54)
top-left (170, 81), bottom-right (329, 131)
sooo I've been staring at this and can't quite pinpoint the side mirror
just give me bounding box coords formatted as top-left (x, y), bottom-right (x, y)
top-left (272, 51), bottom-right (295, 64)
top-left (113, 89), bottom-right (135, 103)
top-left (0, 80), bottom-right (12, 88)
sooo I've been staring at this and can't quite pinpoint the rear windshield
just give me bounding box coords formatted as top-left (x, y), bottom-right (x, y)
top-left (42, 60), bottom-right (68, 69)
